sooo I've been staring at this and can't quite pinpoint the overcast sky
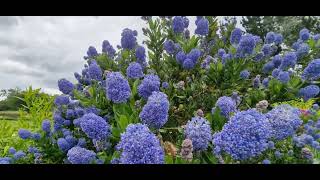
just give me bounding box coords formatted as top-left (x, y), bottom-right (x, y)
top-left (0, 16), bottom-right (242, 98)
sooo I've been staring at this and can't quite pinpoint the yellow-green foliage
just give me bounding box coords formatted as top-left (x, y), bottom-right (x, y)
top-left (271, 98), bottom-right (317, 110)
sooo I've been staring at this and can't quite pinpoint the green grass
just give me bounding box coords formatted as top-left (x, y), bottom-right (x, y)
top-left (0, 111), bottom-right (20, 121)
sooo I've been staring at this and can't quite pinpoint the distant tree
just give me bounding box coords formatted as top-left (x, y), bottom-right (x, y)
top-left (241, 16), bottom-right (320, 45)
top-left (0, 88), bottom-right (26, 111)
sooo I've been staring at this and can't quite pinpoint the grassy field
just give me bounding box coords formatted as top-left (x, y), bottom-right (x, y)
top-left (0, 111), bottom-right (20, 121)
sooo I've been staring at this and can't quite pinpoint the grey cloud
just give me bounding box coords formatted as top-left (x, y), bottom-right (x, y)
top-left (0, 16), bottom-right (19, 27)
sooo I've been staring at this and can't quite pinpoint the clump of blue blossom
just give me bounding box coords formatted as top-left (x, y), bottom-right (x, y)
top-left (212, 109), bottom-right (272, 160)
top-left (184, 117), bottom-right (212, 151)
top-left (139, 92), bottom-right (169, 129)
top-left (105, 72), bottom-right (131, 103)
top-left (138, 74), bottom-right (160, 99)
top-left (114, 123), bottom-right (164, 164)
top-left (266, 104), bottom-right (302, 140)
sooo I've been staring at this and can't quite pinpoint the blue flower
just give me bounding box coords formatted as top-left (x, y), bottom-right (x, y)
top-left (183, 58), bottom-right (196, 69)
top-left (262, 78), bottom-right (269, 88)
top-left (298, 85), bottom-right (320, 101)
top-left (274, 33), bottom-right (283, 45)
top-left (126, 62), bottom-right (144, 79)
top-left (184, 117), bottom-right (212, 151)
top-left (280, 52), bottom-right (297, 70)
top-left (8, 147), bottom-right (16, 154)
top-left (217, 49), bottom-right (226, 58)
top-left (66, 109), bottom-right (75, 119)
top-left (106, 72), bottom-right (131, 103)
top-left (28, 146), bottom-right (39, 154)
top-left (195, 17), bottom-right (209, 36)
top-left (121, 28), bottom-right (137, 50)
top-left (254, 52), bottom-right (264, 62)
top-left (215, 96), bottom-right (237, 118)
top-left (13, 151), bottom-right (26, 160)
top-left (42, 120), bottom-right (51, 133)
top-left (265, 32), bottom-right (276, 44)
top-left (253, 75), bottom-right (261, 88)
top-left (176, 51), bottom-right (186, 65)
top-left (88, 61), bottom-right (102, 81)
top-left (164, 40), bottom-right (176, 55)
top-left (135, 45), bottom-right (146, 65)
top-left (138, 74), bottom-right (160, 99)
top-left (80, 113), bottom-right (111, 140)
top-left (58, 79), bottom-right (74, 94)
top-left (302, 59), bottom-right (320, 81)
top-left (277, 71), bottom-right (290, 83)
top-left (299, 28), bottom-right (310, 41)
top-left (139, 92), bottom-right (169, 129)
top-left (186, 48), bottom-right (201, 63)
top-left (240, 70), bottom-right (250, 79)
top-left (32, 133), bottom-right (41, 140)
top-left (87, 46), bottom-right (98, 57)
top-left (77, 138), bottom-right (87, 148)
top-left (18, 129), bottom-right (32, 139)
top-left (57, 138), bottom-right (71, 152)
top-left (293, 40), bottom-right (304, 51)
top-left (274, 151), bottom-right (282, 159)
top-left (296, 43), bottom-right (310, 59)
top-left (263, 61), bottom-right (275, 73)
top-left (262, 159), bottom-right (271, 164)
top-left (213, 109), bottom-right (272, 160)
top-left (172, 16), bottom-right (185, 33)
top-left (262, 44), bottom-right (273, 56)
top-left (54, 95), bottom-right (70, 106)
top-left (222, 53), bottom-right (232, 64)
top-left (313, 34), bottom-right (320, 41)
top-left (266, 104), bottom-right (302, 140)
top-left (162, 82), bottom-right (169, 89)
top-left (236, 34), bottom-right (256, 57)
top-left (268, 141), bottom-right (275, 149)
top-left (182, 16), bottom-right (189, 28)
top-left (65, 135), bottom-right (77, 147)
top-left (272, 55), bottom-right (282, 68)
top-left (115, 123), bottom-right (164, 164)
top-left (272, 68), bottom-right (281, 78)
top-left (230, 28), bottom-right (242, 45)
top-left (67, 146), bottom-right (96, 164)
top-left (102, 40), bottom-right (116, 58)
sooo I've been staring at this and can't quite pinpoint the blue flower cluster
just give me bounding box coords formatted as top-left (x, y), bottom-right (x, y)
top-left (236, 34), bottom-right (256, 57)
top-left (212, 109), bottom-right (272, 160)
top-left (302, 59), bottom-right (320, 81)
top-left (115, 123), bottom-right (164, 164)
top-left (58, 78), bottom-right (74, 94)
top-left (298, 85), bottom-right (320, 101)
top-left (280, 52), bottom-right (297, 70)
top-left (296, 43), bottom-right (310, 59)
top-left (106, 72), bottom-right (131, 103)
top-left (102, 40), bottom-right (116, 58)
top-left (277, 71), bottom-right (290, 84)
top-left (240, 70), bottom-right (250, 79)
top-left (138, 74), bottom-right (160, 99)
top-left (266, 104), bottom-right (302, 140)
top-left (88, 60), bottom-right (102, 81)
top-left (164, 40), bottom-right (177, 55)
top-left (135, 45), bottom-right (147, 66)
top-left (230, 28), bottom-right (242, 45)
top-left (121, 28), bottom-right (137, 50)
top-left (215, 96), bottom-right (237, 118)
top-left (265, 32), bottom-right (276, 44)
top-left (67, 146), bottom-right (96, 164)
top-left (172, 16), bottom-right (185, 33)
top-left (126, 62), bottom-right (144, 79)
top-left (184, 117), bottom-right (212, 151)
top-left (139, 92), bottom-right (169, 129)
top-left (87, 46), bottom-right (98, 57)
top-left (299, 28), bottom-right (310, 41)
top-left (80, 113), bottom-right (111, 140)
top-left (195, 17), bottom-right (209, 36)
